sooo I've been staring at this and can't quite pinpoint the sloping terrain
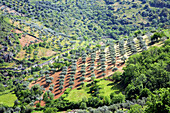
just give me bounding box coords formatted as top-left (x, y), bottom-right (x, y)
top-left (0, 0), bottom-right (169, 113)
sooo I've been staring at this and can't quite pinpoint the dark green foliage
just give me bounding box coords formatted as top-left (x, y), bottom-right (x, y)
top-left (128, 104), bottom-right (144, 113)
top-left (44, 107), bottom-right (58, 113)
top-left (0, 0), bottom-right (170, 112)
top-left (111, 71), bottom-right (122, 82)
top-left (145, 88), bottom-right (170, 113)
top-left (110, 92), bottom-right (125, 104)
top-left (0, 83), bottom-right (5, 92)
top-left (43, 92), bottom-right (48, 102)
top-left (80, 102), bottom-right (87, 109)
top-left (112, 67), bottom-right (118, 71)
top-left (80, 76), bottom-right (85, 81)
top-left (69, 81), bottom-right (74, 85)
top-left (122, 40), bottom-right (170, 99)
top-left (151, 32), bottom-right (165, 42)
top-left (31, 66), bottom-right (41, 72)
top-left (13, 83), bottom-right (43, 106)
top-left (3, 0), bottom-right (169, 41)
top-left (36, 103), bottom-right (40, 107)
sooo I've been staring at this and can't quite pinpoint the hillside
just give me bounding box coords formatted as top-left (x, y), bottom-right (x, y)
top-left (1, 0), bottom-right (170, 39)
top-left (0, 0), bottom-right (170, 113)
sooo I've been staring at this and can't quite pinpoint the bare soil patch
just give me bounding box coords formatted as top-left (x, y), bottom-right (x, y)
top-left (13, 29), bottom-right (42, 47)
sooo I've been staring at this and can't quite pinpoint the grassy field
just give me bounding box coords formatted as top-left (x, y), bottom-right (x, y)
top-left (31, 110), bottom-right (44, 113)
top-left (65, 79), bottom-right (122, 102)
top-left (0, 90), bottom-right (17, 107)
top-left (65, 82), bottom-right (90, 102)
top-left (164, 29), bottom-right (170, 38)
top-left (97, 80), bottom-right (122, 97)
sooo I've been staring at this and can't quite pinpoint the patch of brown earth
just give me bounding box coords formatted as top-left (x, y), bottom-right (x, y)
top-left (13, 29), bottom-right (42, 47)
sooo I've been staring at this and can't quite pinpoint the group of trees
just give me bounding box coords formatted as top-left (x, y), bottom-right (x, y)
top-left (0, 0), bottom-right (169, 113)
top-left (122, 39), bottom-right (170, 104)
top-left (2, 0), bottom-right (169, 40)
top-left (74, 87), bottom-right (169, 113)
top-left (149, 0), bottom-right (170, 8)
top-left (71, 38), bottom-right (170, 113)
top-left (0, 31), bottom-right (169, 113)
top-left (108, 43), bottom-right (118, 71)
top-left (0, 15), bottom-right (21, 65)
top-left (42, 78), bottom-right (148, 113)
top-left (0, 68), bottom-right (44, 112)
top-left (137, 36), bottom-right (147, 51)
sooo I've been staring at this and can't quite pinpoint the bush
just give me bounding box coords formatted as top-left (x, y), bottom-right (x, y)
top-left (0, 83), bottom-right (5, 92)
top-left (36, 103), bottom-right (40, 107)
top-left (49, 87), bottom-right (53, 91)
top-left (44, 107), bottom-right (58, 113)
top-left (112, 71), bottom-right (122, 81)
top-left (80, 102), bottom-right (87, 109)
top-left (41, 57), bottom-right (48, 60)
top-left (110, 92), bottom-right (125, 104)
top-left (64, 88), bottom-right (72, 94)
top-left (112, 67), bottom-right (118, 72)
top-left (151, 32), bottom-right (165, 41)
top-left (128, 104), bottom-right (143, 113)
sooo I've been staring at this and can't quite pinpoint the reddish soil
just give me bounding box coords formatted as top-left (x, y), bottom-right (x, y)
top-left (13, 29), bottom-right (42, 47)
top-left (29, 50), bottom-right (125, 107)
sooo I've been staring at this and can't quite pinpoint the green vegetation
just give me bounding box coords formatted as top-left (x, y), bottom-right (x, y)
top-left (66, 79), bottom-right (121, 102)
top-left (31, 110), bottom-right (43, 113)
top-left (164, 29), bottom-right (170, 38)
top-left (65, 88), bottom-right (90, 102)
top-left (98, 80), bottom-right (121, 97)
top-left (0, 0), bottom-right (169, 112)
top-left (122, 39), bottom-right (170, 99)
top-left (128, 104), bottom-right (144, 113)
top-left (0, 90), bottom-right (17, 107)
top-left (146, 88), bottom-right (170, 113)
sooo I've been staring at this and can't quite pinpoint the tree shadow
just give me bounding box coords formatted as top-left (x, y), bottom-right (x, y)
top-left (75, 83), bottom-right (81, 88)
top-left (76, 76), bottom-right (80, 80)
top-left (66, 77), bottom-right (70, 81)
top-left (87, 79), bottom-right (91, 82)
top-left (77, 87), bottom-right (82, 90)
top-left (87, 64), bottom-right (91, 67)
top-left (87, 59), bottom-right (91, 62)
top-left (86, 73), bottom-right (91, 76)
top-left (65, 75), bottom-right (69, 78)
top-left (107, 82), bottom-right (115, 86)
top-left (54, 85), bottom-right (59, 89)
top-left (56, 79), bottom-right (59, 82)
top-left (108, 67), bottom-right (113, 70)
top-left (78, 79), bottom-right (83, 82)
top-left (41, 79), bottom-right (46, 83)
top-left (43, 83), bottom-right (50, 88)
top-left (65, 84), bottom-right (70, 88)
top-left (107, 61), bottom-right (112, 64)
top-left (86, 83), bottom-right (92, 87)
top-left (65, 81), bottom-right (69, 84)
top-left (117, 62), bottom-right (124, 67)
top-left (55, 82), bottom-right (59, 86)
top-left (108, 63), bottom-right (113, 66)
top-left (54, 92), bottom-right (61, 96)
top-left (96, 59), bottom-right (100, 62)
top-left (97, 71), bottom-right (102, 74)
top-left (97, 75), bottom-right (103, 78)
